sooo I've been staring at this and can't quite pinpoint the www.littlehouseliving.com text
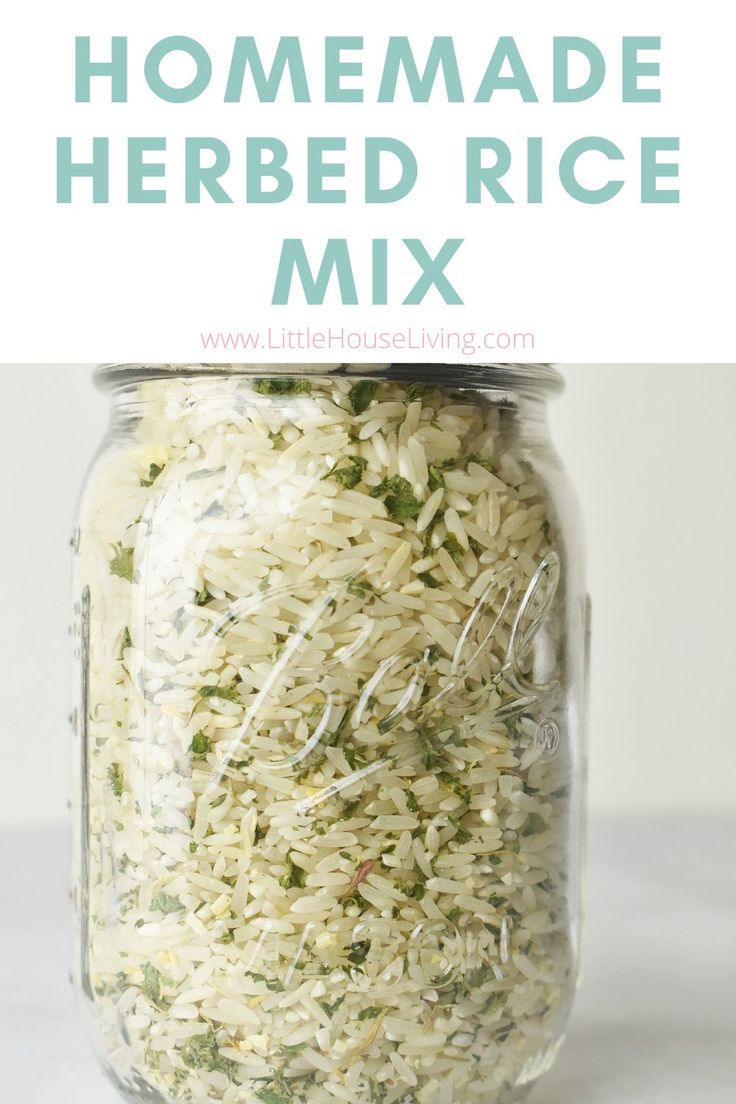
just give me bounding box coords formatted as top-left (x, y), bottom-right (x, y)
top-left (199, 327), bottom-right (535, 357)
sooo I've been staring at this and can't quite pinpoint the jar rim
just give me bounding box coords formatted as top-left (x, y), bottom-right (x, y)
top-left (95, 362), bottom-right (563, 397)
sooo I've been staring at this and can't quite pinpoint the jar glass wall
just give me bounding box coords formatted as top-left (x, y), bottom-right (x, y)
top-left (71, 365), bottom-right (587, 1104)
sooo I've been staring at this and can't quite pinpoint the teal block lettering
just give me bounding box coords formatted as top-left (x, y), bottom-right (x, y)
top-left (144, 37), bottom-right (212, 103)
top-left (559, 138), bottom-right (624, 203)
top-left (56, 137), bottom-right (109, 203)
top-left (226, 37), bottom-right (310, 101)
top-left (553, 37), bottom-right (605, 102)
top-left (128, 138), bottom-right (166, 203)
top-left (325, 37), bottom-right (363, 102)
top-left (641, 137), bottom-right (679, 203)
top-left (365, 138), bottom-right (417, 203)
top-left (75, 37), bottom-right (127, 102)
top-left (403, 239), bottom-right (464, 304)
top-left (378, 36), bottom-right (463, 102)
top-left (246, 139), bottom-right (293, 203)
top-left (372, 239), bottom-right (388, 304)
top-left (307, 138), bottom-right (346, 203)
top-left (475, 37), bottom-right (538, 102)
top-left (272, 239), bottom-right (357, 304)
top-left (623, 37), bottom-right (661, 103)
top-left (185, 139), bottom-right (232, 203)
top-left (466, 138), bottom-right (513, 203)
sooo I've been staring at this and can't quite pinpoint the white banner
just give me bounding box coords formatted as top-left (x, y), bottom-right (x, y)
top-left (0, 1), bottom-right (732, 361)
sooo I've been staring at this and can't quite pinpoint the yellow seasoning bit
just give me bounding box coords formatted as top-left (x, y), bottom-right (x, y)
top-left (210, 894), bottom-right (231, 917)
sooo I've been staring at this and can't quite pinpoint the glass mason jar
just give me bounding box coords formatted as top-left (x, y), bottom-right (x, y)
top-left (71, 363), bottom-right (588, 1104)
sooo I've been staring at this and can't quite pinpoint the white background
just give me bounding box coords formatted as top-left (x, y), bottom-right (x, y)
top-left (0, 1), bottom-right (734, 361)
top-left (1, 363), bottom-right (734, 826)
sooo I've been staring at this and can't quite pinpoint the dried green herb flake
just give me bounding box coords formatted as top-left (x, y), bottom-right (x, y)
top-left (140, 463), bottom-right (164, 488)
top-left (109, 543), bottom-right (136, 582)
top-left (326, 455), bottom-right (368, 489)
top-left (348, 380), bottom-right (377, 414)
top-left (254, 378), bottom-right (312, 396)
top-left (107, 763), bottom-right (124, 797)
top-left (280, 852), bottom-right (306, 890)
top-left (190, 731), bottom-right (211, 758)
top-left (199, 683), bottom-right (241, 703)
top-left (151, 892), bottom-right (184, 914)
top-left (428, 465), bottom-right (445, 492)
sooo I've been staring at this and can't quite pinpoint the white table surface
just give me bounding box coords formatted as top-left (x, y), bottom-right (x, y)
top-left (2, 817), bottom-right (734, 1103)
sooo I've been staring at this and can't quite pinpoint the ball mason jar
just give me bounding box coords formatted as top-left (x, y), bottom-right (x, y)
top-left (71, 363), bottom-right (588, 1104)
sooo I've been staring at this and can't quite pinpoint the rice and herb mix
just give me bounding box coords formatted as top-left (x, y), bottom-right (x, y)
top-left (73, 370), bottom-right (578, 1104)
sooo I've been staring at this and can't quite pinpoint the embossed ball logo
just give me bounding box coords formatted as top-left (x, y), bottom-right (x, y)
top-left (132, 551), bottom-right (564, 990)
